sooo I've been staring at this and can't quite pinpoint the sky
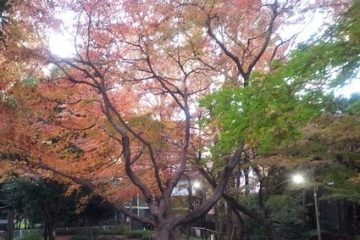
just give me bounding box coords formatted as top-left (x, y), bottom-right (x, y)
top-left (280, 9), bottom-right (359, 98)
top-left (49, 9), bottom-right (76, 58)
top-left (48, 6), bottom-right (359, 98)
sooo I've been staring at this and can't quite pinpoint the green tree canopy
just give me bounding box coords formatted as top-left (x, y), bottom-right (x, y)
top-left (201, 0), bottom-right (360, 157)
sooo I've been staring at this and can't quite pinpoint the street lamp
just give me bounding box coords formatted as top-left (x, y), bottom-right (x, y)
top-left (191, 181), bottom-right (213, 239)
top-left (192, 180), bottom-right (201, 190)
top-left (291, 173), bottom-right (322, 240)
top-left (292, 173), bottom-right (305, 184)
top-left (192, 180), bottom-right (203, 208)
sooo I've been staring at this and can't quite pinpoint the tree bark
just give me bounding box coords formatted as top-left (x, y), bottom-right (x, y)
top-left (230, 206), bottom-right (245, 240)
top-left (199, 166), bottom-right (279, 240)
top-left (48, 213), bottom-right (55, 240)
top-left (43, 219), bottom-right (48, 240)
top-left (6, 207), bottom-right (14, 240)
top-left (43, 206), bottom-right (56, 240)
top-left (264, 221), bottom-right (279, 240)
top-left (152, 223), bottom-right (181, 240)
top-left (225, 206), bottom-right (232, 240)
top-left (1, 145), bottom-right (244, 240)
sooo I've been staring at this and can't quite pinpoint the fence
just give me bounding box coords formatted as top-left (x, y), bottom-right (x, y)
top-left (7, 225), bottom-right (123, 239)
top-left (192, 227), bottom-right (218, 240)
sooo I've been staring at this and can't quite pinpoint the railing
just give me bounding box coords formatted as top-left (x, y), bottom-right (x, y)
top-left (0, 231), bottom-right (5, 240)
top-left (191, 227), bottom-right (218, 240)
top-left (12, 225), bottom-right (123, 239)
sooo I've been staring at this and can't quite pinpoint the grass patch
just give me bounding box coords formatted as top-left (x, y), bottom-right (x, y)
top-left (15, 233), bottom-right (42, 240)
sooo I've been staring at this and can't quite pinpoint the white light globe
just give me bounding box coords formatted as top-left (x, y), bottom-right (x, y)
top-left (292, 174), bottom-right (305, 184)
top-left (193, 181), bottom-right (201, 189)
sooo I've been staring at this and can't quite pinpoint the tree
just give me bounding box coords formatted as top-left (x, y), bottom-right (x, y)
top-left (0, 0), bottom-right (11, 42)
top-left (0, 177), bottom-right (74, 240)
top-left (0, 0), bottom-right (352, 239)
top-left (198, 0), bottom-right (359, 239)
top-left (0, 177), bottom-right (119, 239)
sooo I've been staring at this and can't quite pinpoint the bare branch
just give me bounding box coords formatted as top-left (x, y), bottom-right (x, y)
top-left (175, 143), bottom-right (244, 225)
top-left (245, 0), bottom-right (279, 82)
top-left (206, 15), bottom-right (247, 82)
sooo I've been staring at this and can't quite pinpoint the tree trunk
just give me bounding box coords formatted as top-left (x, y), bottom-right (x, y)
top-left (199, 166), bottom-right (279, 240)
top-left (225, 206), bottom-right (232, 240)
top-left (264, 221), bottom-right (279, 240)
top-left (222, 193), bottom-right (280, 240)
top-left (43, 207), bottom-right (56, 240)
top-left (225, 205), bottom-right (245, 240)
top-left (43, 220), bottom-right (48, 240)
top-left (152, 224), bottom-right (180, 240)
top-left (231, 208), bottom-right (244, 240)
top-left (352, 203), bottom-right (358, 236)
top-left (215, 202), bottom-right (225, 240)
top-left (48, 215), bottom-right (55, 240)
top-left (6, 207), bottom-right (14, 240)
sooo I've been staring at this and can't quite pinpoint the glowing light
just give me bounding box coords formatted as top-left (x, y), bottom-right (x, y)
top-left (48, 9), bottom-right (77, 58)
top-left (49, 31), bottom-right (75, 58)
top-left (292, 174), bottom-right (305, 184)
top-left (193, 181), bottom-right (201, 189)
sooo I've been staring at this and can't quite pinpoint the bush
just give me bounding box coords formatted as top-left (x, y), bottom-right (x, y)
top-left (97, 229), bottom-right (123, 235)
top-left (56, 229), bottom-right (80, 236)
top-left (16, 233), bottom-right (42, 240)
top-left (59, 226), bottom-right (124, 236)
top-left (71, 234), bottom-right (90, 240)
top-left (70, 230), bottom-right (126, 240)
top-left (126, 230), bottom-right (153, 239)
top-left (96, 236), bottom-right (126, 240)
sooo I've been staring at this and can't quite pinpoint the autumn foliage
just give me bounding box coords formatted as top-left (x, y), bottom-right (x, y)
top-left (0, 0), bottom-right (355, 239)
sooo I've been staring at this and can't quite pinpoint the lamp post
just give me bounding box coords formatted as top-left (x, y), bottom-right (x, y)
top-left (291, 173), bottom-right (321, 240)
top-left (192, 181), bottom-right (212, 240)
top-left (192, 180), bottom-right (203, 209)
top-left (193, 180), bottom-right (201, 191)
top-left (313, 186), bottom-right (322, 240)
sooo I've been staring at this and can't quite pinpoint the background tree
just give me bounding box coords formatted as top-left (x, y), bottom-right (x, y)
top-left (199, 0), bottom-right (359, 239)
top-left (0, 176), bottom-right (120, 239)
top-left (2, 0), bottom-right (294, 237)
top-left (0, 0), bottom-right (355, 239)
top-left (0, 0), bottom-right (11, 42)
top-left (0, 177), bottom-right (78, 240)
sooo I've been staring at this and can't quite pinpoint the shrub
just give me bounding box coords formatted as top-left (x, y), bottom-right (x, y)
top-left (56, 229), bottom-right (80, 236)
top-left (71, 233), bottom-right (90, 240)
top-left (97, 229), bottom-right (123, 235)
top-left (16, 233), bottom-right (42, 240)
top-left (126, 230), bottom-right (153, 239)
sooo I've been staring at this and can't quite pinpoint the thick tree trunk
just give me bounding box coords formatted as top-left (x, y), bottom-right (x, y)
top-left (43, 207), bottom-right (56, 240)
top-left (231, 208), bottom-right (245, 240)
top-left (264, 220), bottom-right (278, 240)
top-left (152, 224), bottom-right (180, 240)
top-left (199, 167), bottom-right (279, 240)
top-left (214, 203), bottom-right (225, 240)
top-left (225, 205), bottom-right (245, 240)
top-left (352, 203), bottom-right (358, 236)
top-left (48, 216), bottom-right (55, 240)
top-left (6, 207), bottom-right (14, 240)
top-left (225, 206), bottom-right (232, 240)
top-left (153, 229), bottom-right (170, 240)
top-left (43, 220), bottom-right (48, 240)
